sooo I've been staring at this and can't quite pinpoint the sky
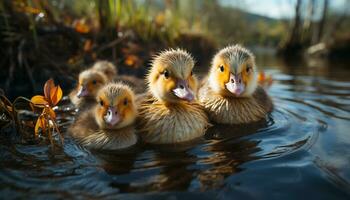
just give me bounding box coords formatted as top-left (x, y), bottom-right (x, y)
top-left (220, 0), bottom-right (349, 19)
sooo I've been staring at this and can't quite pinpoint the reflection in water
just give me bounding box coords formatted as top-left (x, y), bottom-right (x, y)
top-left (1, 55), bottom-right (350, 199)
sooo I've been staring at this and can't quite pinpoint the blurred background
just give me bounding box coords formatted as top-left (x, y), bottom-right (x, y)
top-left (0, 0), bottom-right (349, 99)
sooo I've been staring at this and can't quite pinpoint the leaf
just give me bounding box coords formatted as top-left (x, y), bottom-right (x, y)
top-left (31, 95), bottom-right (49, 106)
top-left (83, 39), bottom-right (93, 52)
top-left (74, 20), bottom-right (90, 33)
top-left (46, 107), bottom-right (56, 120)
top-left (44, 79), bottom-right (54, 103)
top-left (49, 85), bottom-right (62, 106)
top-left (34, 115), bottom-right (46, 137)
top-left (124, 55), bottom-right (140, 67)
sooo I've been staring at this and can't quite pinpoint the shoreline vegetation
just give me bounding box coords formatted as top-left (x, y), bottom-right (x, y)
top-left (0, 0), bottom-right (349, 99)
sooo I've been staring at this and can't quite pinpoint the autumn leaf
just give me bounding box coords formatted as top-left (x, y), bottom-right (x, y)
top-left (31, 95), bottom-right (49, 107)
top-left (258, 71), bottom-right (273, 87)
top-left (84, 39), bottom-right (93, 52)
top-left (74, 19), bottom-right (90, 33)
top-left (50, 85), bottom-right (63, 106)
top-left (124, 55), bottom-right (140, 67)
top-left (34, 115), bottom-right (46, 137)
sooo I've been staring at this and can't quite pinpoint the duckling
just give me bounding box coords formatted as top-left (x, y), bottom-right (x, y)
top-left (93, 60), bottom-right (146, 94)
top-left (91, 60), bottom-right (117, 81)
top-left (69, 69), bottom-right (108, 110)
top-left (70, 83), bottom-right (138, 150)
top-left (198, 45), bottom-right (273, 124)
top-left (137, 49), bottom-right (209, 144)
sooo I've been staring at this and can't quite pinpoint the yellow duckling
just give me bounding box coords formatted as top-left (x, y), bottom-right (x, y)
top-left (199, 45), bottom-right (273, 124)
top-left (137, 49), bottom-right (209, 144)
top-left (91, 60), bottom-right (117, 81)
top-left (70, 83), bottom-right (138, 150)
top-left (69, 69), bottom-right (108, 109)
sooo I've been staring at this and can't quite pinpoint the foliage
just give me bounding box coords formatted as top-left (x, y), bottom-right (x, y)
top-left (0, 79), bottom-right (63, 147)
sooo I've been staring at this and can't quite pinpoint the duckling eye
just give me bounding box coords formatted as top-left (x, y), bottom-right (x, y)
top-left (123, 98), bottom-right (128, 106)
top-left (99, 100), bottom-right (104, 106)
top-left (163, 70), bottom-right (169, 79)
top-left (246, 66), bottom-right (252, 73)
top-left (219, 65), bottom-right (224, 72)
top-left (92, 80), bottom-right (97, 85)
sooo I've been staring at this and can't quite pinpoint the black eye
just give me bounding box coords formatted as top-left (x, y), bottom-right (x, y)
top-left (191, 70), bottom-right (193, 76)
top-left (219, 65), bottom-right (224, 72)
top-left (92, 80), bottom-right (97, 85)
top-left (246, 66), bottom-right (252, 73)
top-left (99, 100), bottom-right (104, 106)
top-left (163, 70), bottom-right (169, 79)
top-left (123, 98), bottom-right (128, 106)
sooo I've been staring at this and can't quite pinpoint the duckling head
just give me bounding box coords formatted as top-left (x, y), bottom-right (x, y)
top-left (95, 83), bottom-right (137, 130)
top-left (208, 45), bottom-right (257, 97)
top-left (147, 49), bottom-right (198, 103)
top-left (76, 69), bottom-right (108, 99)
top-left (92, 61), bottom-right (117, 81)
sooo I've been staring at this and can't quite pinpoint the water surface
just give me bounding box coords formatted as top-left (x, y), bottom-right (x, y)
top-left (1, 55), bottom-right (350, 199)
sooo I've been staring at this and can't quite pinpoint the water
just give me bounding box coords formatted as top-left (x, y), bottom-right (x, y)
top-left (1, 56), bottom-right (350, 199)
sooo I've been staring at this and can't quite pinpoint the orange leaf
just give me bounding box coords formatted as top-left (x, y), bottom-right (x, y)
top-left (75, 21), bottom-right (90, 33)
top-left (31, 95), bottom-right (49, 106)
top-left (44, 79), bottom-right (55, 103)
top-left (46, 107), bottom-right (56, 120)
top-left (34, 115), bottom-right (46, 137)
top-left (50, 85), bottom-right (63, 106)
top-left (84, 39), bottom-right (93, 52)
top-left (124, 55), bottom-right (139, 66)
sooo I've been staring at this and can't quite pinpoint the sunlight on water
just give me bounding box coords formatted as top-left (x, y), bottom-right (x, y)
top-left (1, 57), bottom-right (350, 199)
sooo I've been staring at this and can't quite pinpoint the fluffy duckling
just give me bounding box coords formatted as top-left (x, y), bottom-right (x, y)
top-left (137, 49), bottom-right (209, 144)
top-left (91, 60), bottom-right (117, 81)
top-left (93, 60), bottom-right (146, 94)
top-left (70, 83), bottom-right (138, 150)
top-left (69, 69), bottom-right (108, 109)
top-left (199, 45), bottom-right (273, 124)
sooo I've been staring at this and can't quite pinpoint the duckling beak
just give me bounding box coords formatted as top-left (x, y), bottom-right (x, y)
top-left (104, 107), bottom-right (120, 127)
top-left (77, 85), bottom-right (89, 98)
top-left (225, 73), bottom-right (245, 96)
top-left (172, 79), bottom-right (194, 101)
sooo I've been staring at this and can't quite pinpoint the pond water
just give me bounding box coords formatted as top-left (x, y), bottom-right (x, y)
top-left (1, 55), bottom-right (350, 199)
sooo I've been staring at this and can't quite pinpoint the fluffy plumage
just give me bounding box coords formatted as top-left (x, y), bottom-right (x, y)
top-left (199, 44), bottom-right (273, 124)
top-left (70, 83), bottom-right (138, 150)
top-left (137, 94), bottom-right (209, 144)
top-left (199, 84), bottom-right (272, 124)
top-left (92, 60), bottom-right (118, 81)
top-left (69, 69), bottom-right (108, 110)
top-left (137, 49), bottom-right (209, 144)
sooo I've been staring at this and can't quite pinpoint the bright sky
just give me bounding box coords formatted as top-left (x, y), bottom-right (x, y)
top-left (220, 0), bottom-right (349, 19)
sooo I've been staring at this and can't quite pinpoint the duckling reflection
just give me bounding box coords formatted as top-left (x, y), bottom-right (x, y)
top-left (197, 134), bottom-right (261, 190)
top-left (110, 144), bottom-right (198, 192)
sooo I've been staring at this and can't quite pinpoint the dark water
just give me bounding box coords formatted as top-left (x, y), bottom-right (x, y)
top-left (1, 55), bottom-right (350, 199)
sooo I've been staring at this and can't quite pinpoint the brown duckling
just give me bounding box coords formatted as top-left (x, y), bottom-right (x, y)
top-left (93, 60), bottom-right (146, 94)
top-left (137, 49), bottom-right (209, 144)
top-left (198, 45), bottom-right (273, 124)
top-left (70, 83), bottom-right (138, 150)
top-left (91, 60), bottom-right (117, 81)
top-left (69, 69), bottom-right (108, 110)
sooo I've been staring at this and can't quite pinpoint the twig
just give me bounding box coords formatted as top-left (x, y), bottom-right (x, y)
top-left (95, 36), bottom-right (126, 53)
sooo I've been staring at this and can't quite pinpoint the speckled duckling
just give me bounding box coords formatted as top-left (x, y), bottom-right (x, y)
top-left (70, 83), bottom-right (138, 150)
top-left (199, 45), bottom-right (273, 124)
top-left (137, 49), bottom-right (209, 144)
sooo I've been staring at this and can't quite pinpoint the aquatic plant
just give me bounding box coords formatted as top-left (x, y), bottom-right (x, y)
top-left (0, 79), bottom-right (63, 147)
